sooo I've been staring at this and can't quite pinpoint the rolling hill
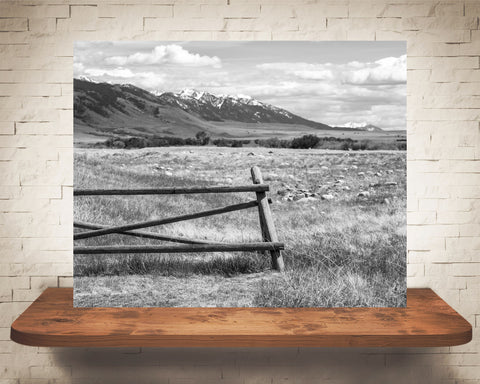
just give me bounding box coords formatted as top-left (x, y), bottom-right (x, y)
top-left (73, 79), bottom-right (355, 143)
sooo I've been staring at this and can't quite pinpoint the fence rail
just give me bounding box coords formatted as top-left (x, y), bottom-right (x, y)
top-left (74, 166), bottom-right (285, 271)
top-left (74, 184), bottom-right (269, 196)
top-left (74, 242), bottom-right (285, 255)
top-left (74, 200), bottom-right (261, 241)
top-left (74, 221), bottom-right (215, 245)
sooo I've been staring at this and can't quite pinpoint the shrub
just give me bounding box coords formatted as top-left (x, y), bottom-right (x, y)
top-left (291, 134), bottom-right (320, 149)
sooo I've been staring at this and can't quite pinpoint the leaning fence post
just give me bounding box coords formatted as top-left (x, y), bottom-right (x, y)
top-left (250, 166), bottom-right (285, 272)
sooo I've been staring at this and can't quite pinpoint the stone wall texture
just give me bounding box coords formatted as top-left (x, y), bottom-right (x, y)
top-left (1, 0), bottom-right (480, 383)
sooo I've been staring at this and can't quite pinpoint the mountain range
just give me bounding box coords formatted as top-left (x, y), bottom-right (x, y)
top-left (73, 78), bottom-right (383, 142)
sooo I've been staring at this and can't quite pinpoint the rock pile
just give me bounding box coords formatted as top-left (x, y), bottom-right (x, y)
top-left (277, 185), bottom-right (320, 202)
top-left (276, 184), bottom-right (342, 203)
top-left (272, 167), bottom-right (401, 204)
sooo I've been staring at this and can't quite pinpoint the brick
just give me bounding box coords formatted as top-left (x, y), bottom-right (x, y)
top-left (258, 16), bottom-right (300, 31)
top-left (446, 237), bottom-right (480, 251)
top-left (0, 55), bottom-right (73, 71)
top-left (0, 31), bottom-right (29, 45)
top-left (13, 288), bottom-right (47, 302)
top-left (418, 198), bottom-right (438, 211)
top-left (407, 57), bottom-right (433, 70)
top-left (0, 186), bottom-right (20, 199)
top-left (435, 2), bottom-right (465, 17)
top-left (272, 29), bottom-right (346, 40)
top-left (347, 29), bottom-right (375, 40)
top-left (213, 5), bottom-right (260, 18)
top-left (98, 4), bottom-right (172, 18)
top-left (27, 18), bottom-right (56, 33)
top-left (1, 223), bottom-right (70, 238)
top-left (30, 276), bottom-right (58, 291)
top-left (437, 198), bottom-right (476, 212)
top-left (407, 263), bottom-right (425, 277)
top-left (15, 122), bottom-right (56, 135)
top-left (459, 224), bottom-right (480, 236)
top-left (296, 3), bottom-right (348, 18)
top-left (22, 237), bottom-right (72, 252)
top-left (0, 263), bottom-right (24, 276)
top-left (23, 263), bottom-right (72, 277)
top-left (0, 44), bottom-right (31, 58)
top-left (407, 211), bottom-right (436, 225)
top-left (452, 69), bottom-right (480, 82)
top-left (59, 276), bottom-right (73, 287)
top-left (144, 17), bottom-right (226, 31)
top-left (297, 15), bottom-right (328, 31)
top-left (70, 5), bottom-right (98, 31)
top-left (0, 5), bottom-right (69, 18)
top-left (213, 30), bottom-right (272, 40)
top-left (435, 57), bottom-right (480, 70)
top-left (0, 122), bottom-right (14, 135)
top-left (381, 3), bottom-right (435, 17)
top-left (402, 17), bottom-right (479, 31)
top-left (451, 186), bottom-right (480, 199)
top-left (409, 224), bottom-right (459, 238)
top-left (408, 235), bottom-right (445, 251)
top-left (20, 186), bottom-right (62, 199)
top-left (411, 108), bottom-right (480, 122)
top-left (224, 18), bottom-right (266, 32)
top-left (349, 1), bottom-right (387, 17)
top-left (173, 4), bottom-right (201, 18)
top-left (437, 211), bottom-right (476, 224)
top-left (0, 327), bottom-right (10, 340)
top-left (0, 18), bottom-right (28, 32)
top-left (0, 276), bottom-right (29, 302)
top-left (260, 5), bottom-right (295, 18)
top-left (20, 250), bottom-right (71, 264)
top-left (0, 83), bottom-right (62, 97)
top-left (0, 301), bottom-right (29, 327)
top-left (465, 2), bottom-right (480, 16)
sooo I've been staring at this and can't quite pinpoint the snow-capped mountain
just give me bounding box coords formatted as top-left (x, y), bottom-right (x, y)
top-left (334, 122), bottom-right (383, 132)
top-left (73, 78), bottom-right (342, 139)
top-left (155, 88), bottom-right (330, 127)
top-left (77, 75), bottom-right (98, 83)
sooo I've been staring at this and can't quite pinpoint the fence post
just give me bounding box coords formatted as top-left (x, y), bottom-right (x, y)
top-left (250, 166), bottom-right (285, 272)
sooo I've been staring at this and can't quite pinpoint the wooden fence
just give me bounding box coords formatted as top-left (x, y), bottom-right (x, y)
top-left (74, 166), bottom-right (285, 272)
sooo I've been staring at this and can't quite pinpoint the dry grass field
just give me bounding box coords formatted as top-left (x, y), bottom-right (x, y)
top-left (74, 146), bottom-right (406, 307)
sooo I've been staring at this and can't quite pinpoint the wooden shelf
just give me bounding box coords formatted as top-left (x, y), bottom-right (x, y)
top-left (11, 288), bottom-right (471, 348)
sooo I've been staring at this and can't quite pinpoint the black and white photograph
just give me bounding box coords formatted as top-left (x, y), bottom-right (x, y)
top-left (73, 41), bottom-right (407, 308)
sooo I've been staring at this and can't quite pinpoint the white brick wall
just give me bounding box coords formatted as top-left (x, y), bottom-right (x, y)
top-left (0, 0), bottom-right (479, 382)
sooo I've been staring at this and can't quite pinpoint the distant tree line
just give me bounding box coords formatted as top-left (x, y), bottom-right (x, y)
top-left (255, 135), bottom-right (406, 151)
top-left (104, 131), bottom-right (211, 149)
top-left (100, 132), bottom-right (406, 151)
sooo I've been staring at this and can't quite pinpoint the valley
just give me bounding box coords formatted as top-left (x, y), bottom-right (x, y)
top-left (74, 78), bottom-right (405, 147)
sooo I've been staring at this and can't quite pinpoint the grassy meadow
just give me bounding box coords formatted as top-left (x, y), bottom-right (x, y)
top-left (74, 146), bottom-right (406, 307)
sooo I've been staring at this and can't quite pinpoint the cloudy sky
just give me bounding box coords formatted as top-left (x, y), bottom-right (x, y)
top-left (74, 41), bottom-right (406, 130)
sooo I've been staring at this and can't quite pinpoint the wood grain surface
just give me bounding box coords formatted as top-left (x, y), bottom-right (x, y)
top-left (10, 288), bottom-right (472, 348)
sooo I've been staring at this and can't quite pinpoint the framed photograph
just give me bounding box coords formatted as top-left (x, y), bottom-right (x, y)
top-left (73, 41), bottom-right (406, 308)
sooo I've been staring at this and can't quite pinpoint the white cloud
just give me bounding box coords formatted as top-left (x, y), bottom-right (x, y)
top-left (73, 62), bottom-right (84, 76)
top-left (344, 55), bottom-right (406, 85)
top-left (105, 44), bottom-right (222, 68)
top-left (136, 73), bottom-right (166, 89)
top-left (291, 70), bottom-right (334, 80)
top-left (85, 67), bottom-right (136, 78)
top-left (82, 67), bottom-right (166, 89)
top-left (257, 62), bottom-right (334, 81)
top-left (258, 56), bottom-right (406, 85)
